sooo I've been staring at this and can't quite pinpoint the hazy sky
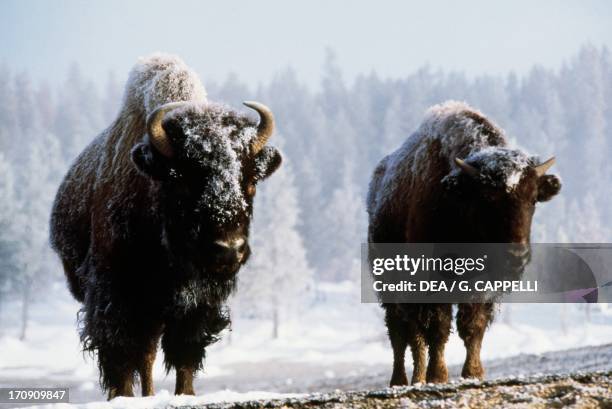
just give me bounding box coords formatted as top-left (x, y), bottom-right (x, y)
top-left (2, 0), bottom-right (611, 88)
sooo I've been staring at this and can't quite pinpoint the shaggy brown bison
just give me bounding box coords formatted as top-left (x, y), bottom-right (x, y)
top-left (49, 54), bottom-right (282, 398)
top-left (367, 101), bottom-right (561, 386)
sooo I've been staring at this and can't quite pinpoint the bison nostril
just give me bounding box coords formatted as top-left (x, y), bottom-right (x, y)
top-left (235, 239), bottom-right (247, 253)
top-left (213, 238), bottom-right (247, 263)
top-left (214, 238), bottom-right (243, 249)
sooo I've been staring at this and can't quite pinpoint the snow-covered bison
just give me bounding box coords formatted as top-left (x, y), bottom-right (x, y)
top-left (367, 101), bottom-right (561, 386)
top-left (50, 55), bottom-right (282, 398)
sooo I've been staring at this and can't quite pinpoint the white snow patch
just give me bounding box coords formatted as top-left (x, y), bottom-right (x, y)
top-left (452, 146), bottom-right (535, 192)
top-left (125, 53), bottom-right (207, 116)
top-left (416, 100), bottom-right (507, 164)
top-left (20, 390), bottom-right (303, 409)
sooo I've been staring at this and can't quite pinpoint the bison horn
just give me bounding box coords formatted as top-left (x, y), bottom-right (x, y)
top-left (534, 157), bottom-right (555, 177)
top-left (454, 158), bottom-right (479, 177)
top-left (243, 101), bottom-right (275, 155)
top-left (146, 101), bottom-right (189, 157)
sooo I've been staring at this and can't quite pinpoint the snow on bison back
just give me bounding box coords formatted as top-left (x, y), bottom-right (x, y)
top-left (49, 54), bottom-right (282, 399)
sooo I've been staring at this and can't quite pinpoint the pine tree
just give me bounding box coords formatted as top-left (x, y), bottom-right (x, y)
top-left (319, 48), bottom-right (347, 119)
top-left (7, 72), bottom-right (65, 339)
top-left (317, 161), bottom-right (365, 281)
top-left (233, 159), bottom-right (313, 338)
top-left (54, 63), bottom-right (93, 161)
top-left (0, 153), bottom-right (19, 327)
top-left (0, 65), bottom-right (17, 153)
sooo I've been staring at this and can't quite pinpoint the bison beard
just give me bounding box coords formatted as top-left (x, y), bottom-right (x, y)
top-left (49, 54), bottom-right (282, 398)
top-left (367, 100), bottom-right (561, 386)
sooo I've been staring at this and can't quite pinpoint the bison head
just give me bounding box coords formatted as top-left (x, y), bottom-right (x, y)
top-left (131, 101), bottom-right (281, 276)
top-left (442, 147), bottom-right (561, 244)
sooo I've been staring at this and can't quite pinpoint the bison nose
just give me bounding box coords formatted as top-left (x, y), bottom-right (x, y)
top-left (213, 238), bottom-right (247, 264)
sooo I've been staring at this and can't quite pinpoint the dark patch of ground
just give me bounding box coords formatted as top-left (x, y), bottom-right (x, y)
top-left (180, 371), bottom-right (612, 409)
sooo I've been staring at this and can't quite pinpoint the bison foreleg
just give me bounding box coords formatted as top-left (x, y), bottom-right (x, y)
top-left (409, 334), bottom-right (427, 384)
top-left (138, 331), bottom-right (161, 396)
top-left (457, 303), bottom-right (493, 379)
top-left (107, 381), bottom-right (134, 400)
top-left (385, 308), bottom-right (426, 386)
top-left (162, 326), bottom-right (205, 395)
top-left (174, 367), bottom-right (196, 395)
top-left (82, 284), bottom-right (163, 399)
top-left (162, 305), bottom-right (230, 395)
top-left (424, 304), bottom-right (452, 383)
top-left (99, 346), bottom-right (136, 400)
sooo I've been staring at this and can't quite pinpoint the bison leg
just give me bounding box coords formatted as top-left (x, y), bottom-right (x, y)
top-left (85, 305), bottom-right (137, 398)
top-left (457, 303), bottom-right (493, 379)
top-left (138, 331), bottom-right (161, 396)
top-left (99, 347), bottom-right (136, 399)
top-left (100, 338), bottom-right (161, 398)
top-left (162, 306), bottom-right (230, 395)
top-left (409, 332), bottom-right (427, 384)
top-left (424, 304), bottom-right (452, 384)
top-left (386, 309), bottom-right (409, 386)
top-left (107, 380), bottom-right (134, 400)
top-left (385, 308), bottom-right (426, 386)
top-left (175, 367), bottom-right (196, 395)
top-left (162, 327), bottom-right (202, 395)
top-left (83, 293), bottom-right (162, 399)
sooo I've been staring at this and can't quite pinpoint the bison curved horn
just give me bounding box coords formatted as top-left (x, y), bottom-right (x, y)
top-left (534, 157), bottom-right (555, 177)
top-left (146, 101), bottom-right (189, 157)
top-left (243, 101), bottom-right (274, 155)
top-left (454, 158), bottom-right (479, 177)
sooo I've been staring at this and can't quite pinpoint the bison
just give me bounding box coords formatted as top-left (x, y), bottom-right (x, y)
top-left (367, 101), bottom-right (561, 386)
top-left (50, 54), bottom-right (282, 398)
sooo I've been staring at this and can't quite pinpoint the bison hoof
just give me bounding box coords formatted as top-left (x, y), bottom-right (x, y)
top-left (426, 366), bottom-right (449, 384)
top-left (461, 360), bottom-right (484, 379)
top-left (175, 388), bottom-right (195, 396)
top-left (461, 365), bottom-right (484, 380)
top-left (411, 375), bottom-right (426, 385)
top-left (390, 373), bottom-right (409, 387)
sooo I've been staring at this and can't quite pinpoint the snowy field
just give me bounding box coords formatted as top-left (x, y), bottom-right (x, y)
top-left (0, 281), bottom-right (611, 408)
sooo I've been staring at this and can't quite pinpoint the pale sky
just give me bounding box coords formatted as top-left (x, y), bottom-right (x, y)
top-left (1, 0), bottom-right (611, 87)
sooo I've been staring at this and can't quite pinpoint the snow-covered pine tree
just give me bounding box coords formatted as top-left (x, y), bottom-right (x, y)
top-left (0, 153), bottom-right (19, 328)
top-left (233, 158), bottom-right (313, 338)
top-left (7, 73), bottom-right (66, 339)
top-left (0, 65), bottom-right (18, 154)
top-left (317, 161), bottom-right (365, 282)
top-left (54, 64), bottom-right (98, 162)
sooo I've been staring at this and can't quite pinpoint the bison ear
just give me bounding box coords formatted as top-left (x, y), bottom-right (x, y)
top-left (131, 142), bottom-right (172, 180)
top-left (254, 146), bottom-right (282, 182)
top-left (537, 174), bottom-right (561, 202)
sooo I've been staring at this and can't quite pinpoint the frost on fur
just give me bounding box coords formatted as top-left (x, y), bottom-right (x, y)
top-left (446, 147), bottom-right (537, 191)
top-left (368, 100), bottom-right (538, 217)
top-left (123, 53), bottom-right (207, 116)
top-left (165, 103), bottom-right (258, 223)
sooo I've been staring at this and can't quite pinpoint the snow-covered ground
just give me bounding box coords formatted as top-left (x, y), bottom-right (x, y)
top-left (16, 390), bottom-right (304, 409)
top-left (0, 281), bottom-right (611, 407)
